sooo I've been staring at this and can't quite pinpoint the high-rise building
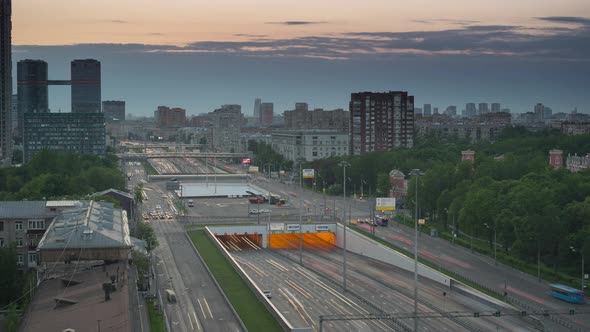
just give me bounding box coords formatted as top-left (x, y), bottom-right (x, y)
top-left (491, 103), bottom-right (501, 112)
top-left (350, 91), bottom-right (414, 155)
top-left (433, 107), bottom-right (439, 115)
top-left (534, 103), bottom-right (545, 121)
top-left (23, 112), bottom-right (105, 162)
top-left (478, 103), bottom-right (489, 114)
top-left (71, 59), bottom-right (101, 113)
top-left (445, 106), bottom-right (457, 117)
top-left (154, 106), bottom-right (186, 128)
top-left (253, 98), bottom-right (261, 118)
top-left (295, 102), bottom-right (308, 111)
top-left (544, 106), bottom-right (553, 119)
top-left (17, 60), bottom-right (49, 139)
top-left (102, 100), bottom-right (125, 121)
top-left (207, 104), bottom-right (242, 152)
top-left (423, 104), bottom-right (432, 116)
top-left (0, 0), bottom-right (12, 165)
top-left (465, 103), bottom-right (477, 117)
top-left (10, 93), bottom-right (16, 132)
top-left (260, 102), bottom-right (274, 126)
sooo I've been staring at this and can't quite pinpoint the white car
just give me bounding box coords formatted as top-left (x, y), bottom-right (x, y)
top-left (259, 209), bottom-right (271, 213)
top-left (249, 209), bottom-right (260, 214)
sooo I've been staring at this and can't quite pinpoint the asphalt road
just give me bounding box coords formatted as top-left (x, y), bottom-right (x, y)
top-left (127, 163), bottom-right (244, 332)
top-left (252, 175), bottom-right (590, 332)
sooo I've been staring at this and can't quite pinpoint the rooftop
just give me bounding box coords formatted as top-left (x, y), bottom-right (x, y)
top-left (38, 201), bottom-right (132, 250)
top-left (21, 262), bottom-right (131, 332)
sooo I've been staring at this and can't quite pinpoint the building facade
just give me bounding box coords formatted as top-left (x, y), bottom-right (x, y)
top-left (17, 60), bottom-right (49, 139)
top-left (0, 200), bottom-right (79, 270)
top-left (283, 104), bottom-right (349, 132)
top-left (207, 104), bottom-right (243, 152)
top-left (155, 106), bottom-right (186, 128)
top-left (272, 130), bottom-right (349, 162)
top-left (260, 102), bottom-right (274, 126)
top-left (567, 153), bottom-right (590, 173)
top-left (423, 104), bottom-right (431, 116)
top-left (71, 59), bottom-right (101, 113)
top-left (102, 100), bottom-right (125, 121)
top-left (0, 0), bottom-right (12, 165)
top-left (253, 98), bottom-right (261, 119)
top-left (349, 91), bottom-right (414, 155)
top-left (23, 112), bottom-right (105, 162)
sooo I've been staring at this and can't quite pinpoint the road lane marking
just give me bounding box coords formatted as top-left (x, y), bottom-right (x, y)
top-left (507, 286), bottom-right (546, 304)
top-left (197, 298), bottom-right (207, 319)
top-left (192, 311), bottom-right (201, 330)
top-left (203, 298), bottom-right (214, 319)
top-left (187, 312), bottom-right (194, 330)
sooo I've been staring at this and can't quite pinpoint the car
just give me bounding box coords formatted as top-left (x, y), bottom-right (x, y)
top-left (249, 209), bottom-right (260, 214)
top-left (263, 290), bottom-right (272, 299)
top-left (259, 209), bottom-right (271, 213)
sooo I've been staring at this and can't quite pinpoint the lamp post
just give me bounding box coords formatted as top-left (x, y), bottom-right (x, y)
top-left (338, 161), bottom-right (351, 291)
top-left (571, 246), bottom-right (585, 291)
top-left (484, 222), bottom-right (497, 265)
top-left (409, 168), bottom-right (423, 332)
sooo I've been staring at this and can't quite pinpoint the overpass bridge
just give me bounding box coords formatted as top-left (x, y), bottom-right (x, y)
top-left (117, 151), bottom-right (249, 160)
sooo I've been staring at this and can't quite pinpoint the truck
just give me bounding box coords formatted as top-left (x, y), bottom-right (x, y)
top-left (247, 193), bottom-right (286, 205)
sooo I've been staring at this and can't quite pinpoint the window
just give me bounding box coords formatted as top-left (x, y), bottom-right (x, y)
top-left (0, 238), bottom-right (4, 247)
top-left (15, 222), bottom-right (23, 231)
top-left (28, 253), bottom-right (38, 265)
top-left (17, 255), bottom-right (23, 266)
top-left (16, 239), bottom-right (23, 247)
top-left (28, 220), bottom-right (45, 230)
top-left (0, 221), bottom-right (3, 232)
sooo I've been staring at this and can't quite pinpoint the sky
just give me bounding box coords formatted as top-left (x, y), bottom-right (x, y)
top-left (11, 0), bottom-right (590, 116)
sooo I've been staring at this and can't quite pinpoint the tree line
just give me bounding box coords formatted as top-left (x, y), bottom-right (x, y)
top-left (302, 127), bottom-right (590, 279)
top-left (0, 150), bottom-right (125, 200)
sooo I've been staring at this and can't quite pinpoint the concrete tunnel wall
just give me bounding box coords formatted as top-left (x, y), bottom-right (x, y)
top-left (209, 225), bottom-right (268, 248)
top-left (335, 223), bottom-right (451, 287)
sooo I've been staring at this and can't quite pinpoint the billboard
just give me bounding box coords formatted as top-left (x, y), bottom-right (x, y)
top-left (269, 223), bottom-right (285, 231)
top-left (302, 169), bottom-right (315, 179)
top-left (248, 166), bottom-right (259, 173)
top-left (242, 158), bottom-right (251, 164)
top-left (375, 197), bottom-right (396, 211)
top-left (315, 224), bottom-right (330, 231)
top-left (286, 224), bottom-right (300, 231)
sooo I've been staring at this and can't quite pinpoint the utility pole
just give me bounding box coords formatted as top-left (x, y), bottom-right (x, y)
top-left (410, 169), bottom-right (422, 332)
top-left (299, 162), bottom-right (303, 265)
top-left (338, 161), bottom-right (351, 292)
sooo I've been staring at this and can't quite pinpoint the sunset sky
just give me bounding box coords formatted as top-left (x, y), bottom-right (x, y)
top-left (11, 0), bottom-right (590, 115)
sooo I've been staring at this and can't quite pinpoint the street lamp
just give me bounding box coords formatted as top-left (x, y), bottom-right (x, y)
top-left (338, 161), bottom-right (351, 291)
top-left (409, 169), bottom-right (423, 331)
top-left (570, 246), bottom-right (585, 291)
top-left (484, 222), bottom-right (497, 265)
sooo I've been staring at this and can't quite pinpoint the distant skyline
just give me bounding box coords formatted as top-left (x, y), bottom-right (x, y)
top-left (11, 1), bottom-right (590, 116)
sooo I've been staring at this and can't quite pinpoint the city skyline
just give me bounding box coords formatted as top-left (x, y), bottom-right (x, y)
top-left (9, 1), bottom-right (590, 116)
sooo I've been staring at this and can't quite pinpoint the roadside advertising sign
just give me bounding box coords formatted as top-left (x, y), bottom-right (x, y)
top-left (302, 169), bottom-right (315, 179)
top-left (375, 197), bottom-right (396, 211)
top-left (248, 166), bottom-right (259, 173)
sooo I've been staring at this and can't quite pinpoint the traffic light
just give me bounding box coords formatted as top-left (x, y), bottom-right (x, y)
top-left (473, 312), bottom-right (480, 317)
top-left (494, 311), bottom-right (501, 317)
top-left (569, 309), bottom-right (575, 315)
top-left (520, 311), bottom-right (527, 317)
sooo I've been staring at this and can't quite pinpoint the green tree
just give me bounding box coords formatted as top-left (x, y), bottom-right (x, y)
top-left (136, 222), bottom-right (159, 252)
top-left (0, 246), bottom-right (19, 307)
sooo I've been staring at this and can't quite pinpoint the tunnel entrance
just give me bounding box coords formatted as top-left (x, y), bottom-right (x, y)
top-left (217, 234), bottom-right (263, 251)
top-left (268, 232), bottom-right (335, 249)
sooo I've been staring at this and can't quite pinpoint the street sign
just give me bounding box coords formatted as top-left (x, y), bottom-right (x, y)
top-left (248, 166), bottom-right (259, 173)
top-left (286, 224), bottom-right (300, 231)
top-left (375, 197), bottom-right (396, 211)
top-left (302, 169), bottom-right (315, 179)
top-left (269, 223), bottom-right (284, 231)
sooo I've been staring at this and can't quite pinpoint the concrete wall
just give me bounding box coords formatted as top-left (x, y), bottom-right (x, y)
top-left (209, 225), bottom-right (268, 248)
top-left (204, 227), bottom-right (310, 332)
top-left (335, 223), bottom-right (451, 287)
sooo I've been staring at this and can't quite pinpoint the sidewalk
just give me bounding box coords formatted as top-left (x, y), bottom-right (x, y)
top-left (128, 265), bottom-right (151, 332)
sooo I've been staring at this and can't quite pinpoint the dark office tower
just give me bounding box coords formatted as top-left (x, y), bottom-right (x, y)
top-left (423, 104), bottom-right (432, 116)
top-left (433, 107), bottom-right (439, 115)
top-left (102, 100), bottom-right (125, 122)
top-left (478, 103), bottom-right (489, 114)
top-left (350, 91), bottom-right (414, 155)
top-left (17, 60), bottom-right (49, 139)
top-left (260, 102), bottom-right (273, 126)
top-left (0, 0), bottom-right (12, 165)
top-left (295, 102), bottom-right (308, 111)
top-left (253, 98), bottom-right (261, 118)
top-left (465, 103), bottom-right (477, 117)
top-left (491, 103), bottom-right (501, 112)
top-left (71, 59), bottom-right (101, 113)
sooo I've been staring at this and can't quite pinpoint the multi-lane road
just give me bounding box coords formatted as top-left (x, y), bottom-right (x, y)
top-left (126, 163), bottom-right (244, 332)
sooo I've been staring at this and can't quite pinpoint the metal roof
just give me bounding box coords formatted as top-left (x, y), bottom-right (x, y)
top-left (38, 201), bottom-right (132, 250)
top-left (94, 188), bottom-right (134, 200)
top-left (0, 201), bottom-right (49, 219)
top-left (45, 200), bottom-right (81, 207)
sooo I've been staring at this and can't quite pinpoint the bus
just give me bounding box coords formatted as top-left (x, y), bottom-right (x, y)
top-left (549, 284), bottom-right (585, 304)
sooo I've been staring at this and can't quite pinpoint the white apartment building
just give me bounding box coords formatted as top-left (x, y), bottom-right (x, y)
top-left (271, 130), bottom-right (349, 162)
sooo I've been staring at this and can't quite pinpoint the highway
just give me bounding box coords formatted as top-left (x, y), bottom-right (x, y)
top-left (126, 163), bottom-right (244, 332)
top-left (252, 175), bottom-right (590, 332)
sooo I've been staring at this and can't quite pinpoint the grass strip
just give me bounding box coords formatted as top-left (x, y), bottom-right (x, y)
top-left (189, 230), bottom-right (283, 332)
top-left (147, 299), bottom-right (166, 332)
top-left (142, 161), bottom-right (159, 175)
